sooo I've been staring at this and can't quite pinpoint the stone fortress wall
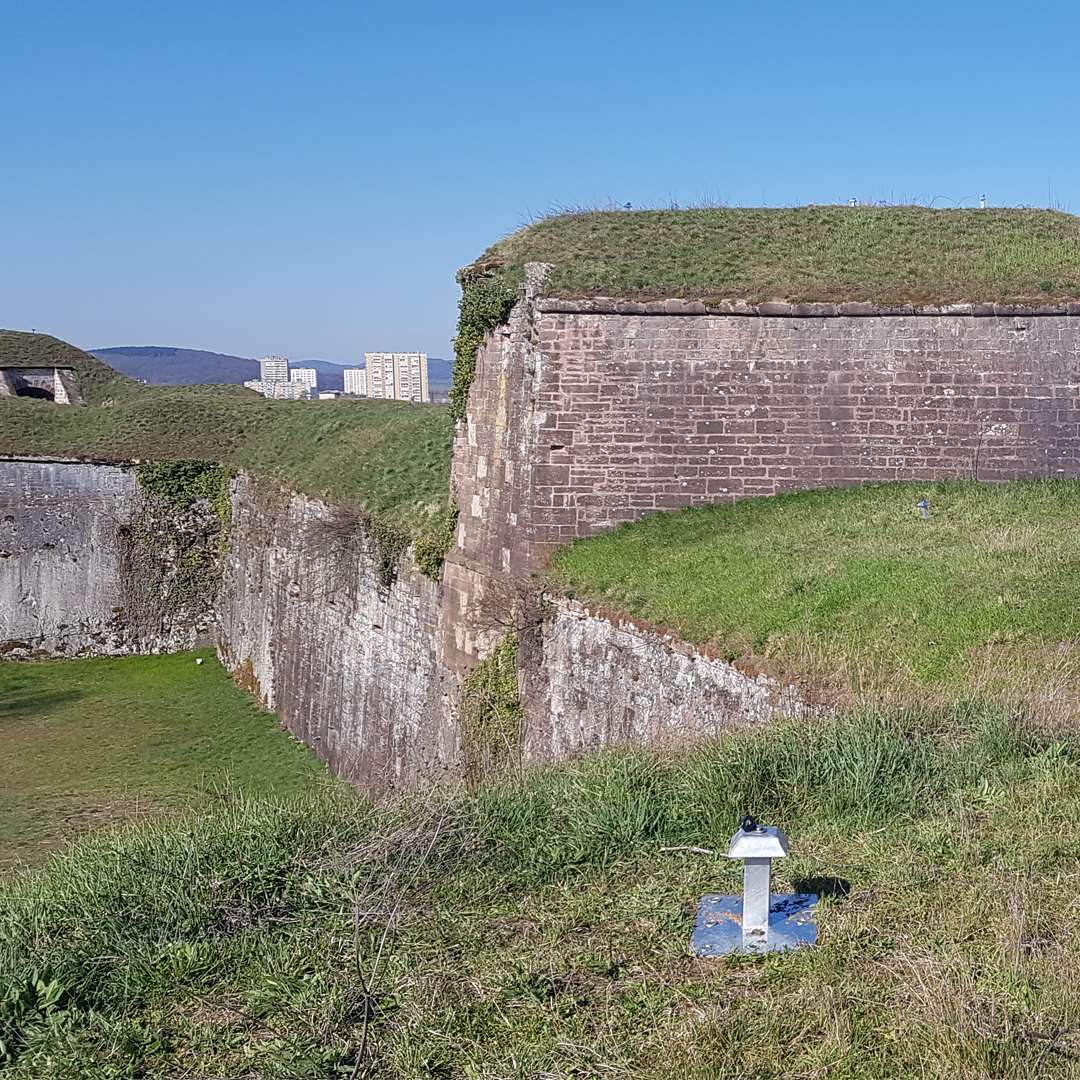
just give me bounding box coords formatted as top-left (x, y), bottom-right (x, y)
top-left (6, 282), bottom-right (1080, 794)
top-left (445, 275), bottom-right (1080, 669)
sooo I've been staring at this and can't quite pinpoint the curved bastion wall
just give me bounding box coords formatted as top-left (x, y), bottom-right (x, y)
top-left (443, 286), bottom-right (1080, 668)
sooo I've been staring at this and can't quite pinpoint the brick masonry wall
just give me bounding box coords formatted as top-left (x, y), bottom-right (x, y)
top-left (448, 306), bottom-right (1080, 627)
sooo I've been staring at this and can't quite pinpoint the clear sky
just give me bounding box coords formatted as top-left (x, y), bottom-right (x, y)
top-left (0, 0), bottom-right (1076, 363)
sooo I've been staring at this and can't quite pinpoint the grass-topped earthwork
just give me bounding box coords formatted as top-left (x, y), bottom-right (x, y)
top-left (0, 330), bottom-right (455, 544)
top-left (551, 479), bottom-right (1080, 708)
top-left (0, 651), bottom-right (330, 874)
top-left (3, 705), bottom-right (1080, 1077)
top-left (472, 205), bottom-right (1080, 307)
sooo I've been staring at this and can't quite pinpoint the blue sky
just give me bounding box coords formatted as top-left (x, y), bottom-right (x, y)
top-left (0, 0), bottom-right (1076, 363)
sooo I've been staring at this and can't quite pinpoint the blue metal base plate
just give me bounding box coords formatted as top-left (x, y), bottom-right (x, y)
top-left (690, 893), bottom-right (819, 955)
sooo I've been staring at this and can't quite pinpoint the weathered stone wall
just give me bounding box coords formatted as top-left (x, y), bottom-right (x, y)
top-left (0, 459), bottom-right (217, 656)
top-left (447, 298), bottom-right (1080, 669)
top-left (519, 600), bottom-right (814, 763)
top-left (0, 459), bottom-right (816, 792)
top-left (215, 474), bottom-right (459, 794)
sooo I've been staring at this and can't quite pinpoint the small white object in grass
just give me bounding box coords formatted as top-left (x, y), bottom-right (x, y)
top-left (196, 658), bottom-right (204, 665)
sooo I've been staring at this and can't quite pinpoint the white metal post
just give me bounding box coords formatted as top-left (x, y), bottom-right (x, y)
top-left (742, 857), bottom-right (771, 946)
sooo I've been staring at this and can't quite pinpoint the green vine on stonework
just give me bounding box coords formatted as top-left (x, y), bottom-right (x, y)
top-left (450, 268), bottom-right (518, 421)
top-left (414, 500), bottom-right (458, 581)
top-left (119, 462), bottom-right (237, 641)
top-left (134, 461), bottom-right (236, 530)
top-left (460, 634), bottom-right (523, 786)
top-left (367, 514), bottom-right (411, 593)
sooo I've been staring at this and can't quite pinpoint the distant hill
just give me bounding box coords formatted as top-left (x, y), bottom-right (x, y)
top-left (90, 347), bottom-right (454, 392)
top-left (426, 358), bottom-right (453, 389)
top-left (90, 347), bottom-right (259, 386)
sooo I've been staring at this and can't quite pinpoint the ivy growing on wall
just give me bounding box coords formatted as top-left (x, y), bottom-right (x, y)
top-left (368, 515), bottom-right (411, 593)
top-left (459, 634), bottom-right (523, 786)
top-left (119, 462), bottom-right (237, 645)
top-left (414, 500), bottom-right (458, 581)
top-left (135, 461), bottom-right (236, 530)
top-left (449, 268), bottom-right (518, 422)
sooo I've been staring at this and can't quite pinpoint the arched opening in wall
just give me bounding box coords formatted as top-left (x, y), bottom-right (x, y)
top-left (16, 386), bottom-right (54, 400)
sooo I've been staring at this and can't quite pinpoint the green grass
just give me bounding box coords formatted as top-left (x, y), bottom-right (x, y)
top-left (551, 480), bottom-right (1080, 705)
top-left (3, 706), bottom-right (1080, 1078)
top-left (0, 651), bottom-right (330, 873)
top-left (476, 205), bottom-right (1080, 306)
top-left (0, 331), bottom-right (454, 538)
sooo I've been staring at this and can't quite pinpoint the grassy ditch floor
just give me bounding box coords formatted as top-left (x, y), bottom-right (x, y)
top-left (0, 331), bottom-right (454, 541)
top-left (552, 479), bottom-right (1080, 709)
top-left (2, 707), bottom-right (1080, 1078)
top-left (476, 206), bottom-right (1080, 307)
top-left (0, 651), bottom-right (328, 874)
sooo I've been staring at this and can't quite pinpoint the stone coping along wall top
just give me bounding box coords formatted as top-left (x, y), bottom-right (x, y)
top-left (535, 297), bottom-right (1080, 318)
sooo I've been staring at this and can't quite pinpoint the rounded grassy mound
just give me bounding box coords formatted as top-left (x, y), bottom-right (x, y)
top-left (473, 205), bottom-right (1080, 306)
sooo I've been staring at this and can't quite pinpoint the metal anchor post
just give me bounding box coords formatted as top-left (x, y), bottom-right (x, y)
top-left (689, 814), bottom-right (819, 956)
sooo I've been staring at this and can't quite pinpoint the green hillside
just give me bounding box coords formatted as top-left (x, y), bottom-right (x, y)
top-left (472, 205), bottom-right (1080, 306)
top-left (552, 480), bottom-right (1080, 708)
top-left (0, 331), bottom-right (454, 539)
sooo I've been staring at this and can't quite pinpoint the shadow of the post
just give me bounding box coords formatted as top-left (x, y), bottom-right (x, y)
top-left (792, 876), bottom-right (851, 899)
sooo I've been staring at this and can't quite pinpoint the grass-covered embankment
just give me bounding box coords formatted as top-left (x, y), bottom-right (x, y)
top-left (2, 706), bottom-right (1079, 1077)
top-left (0, 331), bottom-right (454, 539)
top-left (0, 651), bottom-right (328, 873)
top-left (474, 205), bottom-right (1080, 307)
top-left (552, 480), bottom-right (1080, 706)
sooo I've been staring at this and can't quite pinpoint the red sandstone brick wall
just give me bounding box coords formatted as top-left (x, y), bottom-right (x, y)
top-left (442, 307), bottom-right (1080, 666)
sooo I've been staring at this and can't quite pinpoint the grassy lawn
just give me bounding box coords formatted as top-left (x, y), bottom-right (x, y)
top-left (0, 331), bottom-right (454, 539)
top-left (2, 707), bottom-right (1079, 1078)
top-left (0, 650), bottom-right (329, 874)
top-left (551, 480), bottom-right (1080, 707)
top-left (477, 205), bottom-right (1080, 306)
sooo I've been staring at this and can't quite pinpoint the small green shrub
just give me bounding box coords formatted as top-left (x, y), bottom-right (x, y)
top-left (414, 501), bottom-right (458, 581)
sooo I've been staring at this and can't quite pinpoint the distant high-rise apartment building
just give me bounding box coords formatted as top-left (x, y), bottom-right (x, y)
top-left (364, 352), bottom-right (429, 403)
top-left (290, 367), bottom-right (318, 395)
top-left (259, 356), bottom-right (289, 382)
top-left (244, 378), bottom-right (306, 400)
top-left (343, 368), bottom-right (366, 397)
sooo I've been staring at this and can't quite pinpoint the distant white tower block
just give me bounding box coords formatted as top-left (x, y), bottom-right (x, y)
top-left (290, 367), bottom-right (318, 395)
top-left (259, 356), bottom-right (289, 382)
top-left (343, 367), bottom-right (366, 397)
top-left (689, 816), bottom-right (818, 955)
top-left (364, 352), bottom-right (429, 403)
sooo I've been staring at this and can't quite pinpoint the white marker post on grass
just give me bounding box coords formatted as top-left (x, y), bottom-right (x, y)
top-left (689, 815), bottom-right (818, 956)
